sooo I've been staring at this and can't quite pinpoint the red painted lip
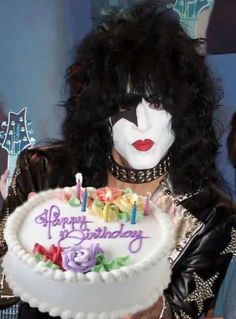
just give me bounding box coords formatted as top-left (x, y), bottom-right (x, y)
top-left (132, 139), bottom-right (154, 151)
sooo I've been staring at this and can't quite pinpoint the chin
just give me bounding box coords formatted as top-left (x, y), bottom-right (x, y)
top-left (131, 164), bottom-right (159, 170)
top-left (126, 150), bottom-right (162, 170)
top-left (127, 158), bottom-right (161, 170)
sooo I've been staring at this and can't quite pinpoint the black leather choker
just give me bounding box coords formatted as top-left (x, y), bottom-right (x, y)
top-left (108, 154), bottom-right (170, 184)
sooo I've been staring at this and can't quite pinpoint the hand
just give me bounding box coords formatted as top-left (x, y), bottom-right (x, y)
top-left (205, 308), bottom-right (223, 318)
top-left (0, 169), bottom-right (9, 199)
top-left (28, 192), bottom-right (36, 199)
top-left (122, 298), bottom-right (162, 319)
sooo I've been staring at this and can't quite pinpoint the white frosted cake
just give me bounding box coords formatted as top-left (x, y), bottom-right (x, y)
top-left (3, 186), bottom-right (173, 319)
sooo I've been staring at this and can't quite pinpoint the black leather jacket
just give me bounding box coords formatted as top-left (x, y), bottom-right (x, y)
top-left (0, 143), bottom-right (235, 319)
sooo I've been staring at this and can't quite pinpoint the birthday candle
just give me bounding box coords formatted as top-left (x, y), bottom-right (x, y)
top-left (102, 190), bottom-right (112, 222)
top-left (75, 173), bottom-right (83, 200)
top-left (130, 201), bottom-right (137, 224)
top-left (76, 180), bottom-right (81, 200)
top-left (103, 203), bottom-right (110, 222)
top-left (81, 188), bottom-right (88, 212)
top-left (144, 193), bottom-right (150, 216)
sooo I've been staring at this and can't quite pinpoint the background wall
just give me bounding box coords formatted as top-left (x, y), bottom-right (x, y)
top-left (0, 0), bottom-right (91, 206)
top-left (209, 54), bottom-right (236, 195)
top-left (0, 0), bottom-right (91, 143)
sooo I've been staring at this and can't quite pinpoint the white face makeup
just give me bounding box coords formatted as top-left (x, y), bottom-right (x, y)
top-left (111, 98), bottom-right (175, 170)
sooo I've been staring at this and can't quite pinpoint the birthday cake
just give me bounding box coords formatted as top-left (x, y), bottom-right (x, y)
top-left (3, 185), bottom-right (173, 319)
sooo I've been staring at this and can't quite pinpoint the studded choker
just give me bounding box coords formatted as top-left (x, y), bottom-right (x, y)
top-left (108, 154), bottom-right (170, 184)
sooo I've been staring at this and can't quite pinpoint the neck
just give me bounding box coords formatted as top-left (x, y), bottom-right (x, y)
top-left (107, 148), bottom-right (167, 196)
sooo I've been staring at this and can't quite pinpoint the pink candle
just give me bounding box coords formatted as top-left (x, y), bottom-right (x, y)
top-left (75, 173), bottom-right (83, 200)
top-left (76, 180), bottom-right (81, 200)
top-left (144, 193), bottom-right (150, 216)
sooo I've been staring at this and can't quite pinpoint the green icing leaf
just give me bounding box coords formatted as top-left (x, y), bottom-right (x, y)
top-left (123, 187), bottom-right (133, 195)
top-left (118, 212), bottom-right (129, 222)
top-left (123, 188), bottom-right (133, 195)
top-left (105, 256), bottom-right (129, 271)
top-left (33, 251), bottom-right (59, 270)
top-left (135, 210), bottom-right (143, 223)
top-left (110, 205), bottom-right (119, 214)
top-left (96, 254), bottom-right (105, 265)
top-left (92, 255), bottom-right (129, 272)
top-left (44, 260), bottom-right (59, 270)
top-left (34, 252), bottom-right (43, 262)
top-left (68, 195), bottom-right (81, 207)
top-left (118, 211), bottom-right (143, 223)
top-left (94, 198), bottom-right (104, 208)
top-left (92, 264), bottom-right (107, 272)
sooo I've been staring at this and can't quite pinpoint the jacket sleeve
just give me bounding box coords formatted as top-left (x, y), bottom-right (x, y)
top-left (0, 147), bottom-right (51, 309)
top-left (0, 148), bottom-right (49, 257)
top-left (163, 204), bottom-right (235, 319)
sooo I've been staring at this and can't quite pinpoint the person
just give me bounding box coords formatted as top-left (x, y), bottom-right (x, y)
top-left (0, 1), bottom-right (235, 318)
top-left (213, 112), bottom-right (236, 318)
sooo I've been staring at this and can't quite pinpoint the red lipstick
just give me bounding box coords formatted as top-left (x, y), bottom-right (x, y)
top-left (132, 139), bottom-right (154, 151)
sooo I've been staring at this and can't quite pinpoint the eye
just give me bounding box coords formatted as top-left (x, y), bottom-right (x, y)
top-left (119, 106), bottom-right (128, 112)
top-left (149, 102), bottom-right (164, 110)
top-left (118, 104), bottom-right (135, 113)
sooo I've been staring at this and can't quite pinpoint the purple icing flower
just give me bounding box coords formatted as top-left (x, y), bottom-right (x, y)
top-left (62, 244), bottom-right (103, 273)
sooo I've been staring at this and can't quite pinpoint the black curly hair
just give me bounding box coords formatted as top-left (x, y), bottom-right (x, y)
top-left (62, 0), bottom-right (222, 195)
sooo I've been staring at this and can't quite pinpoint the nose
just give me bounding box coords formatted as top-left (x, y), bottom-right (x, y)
top-left (136, 99), bottom-right (149, 132)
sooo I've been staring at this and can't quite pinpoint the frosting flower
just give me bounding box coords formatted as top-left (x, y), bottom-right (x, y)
top-left (62, 244), bottom-right (103, 273)
top-left (33, 243), bottom-right (63, 269)
top-left (94, 187), bottom-right (122, 203)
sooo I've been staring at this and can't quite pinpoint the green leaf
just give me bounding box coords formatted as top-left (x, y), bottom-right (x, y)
top-left (68, 195), bottom-right (81, 207)
top-left (109, 256), bottom-right (129, 269)
top-left (135, 210), bottom-right (143, 223)
top-left (34, 252), bottom-right (43, 262)
top-left (44, 260), bottom-right (59, 270)
top-left (94, 198), bottom-right (104, 208)
top-left (110, 205), bottom-right (119, 214)
top-left (123, 188), bottom-right (132, 194)
top-left (94, 255), bottom-right (130, 272)
top-left (92, 264), bottom-right (106, 272)
top-left (96, 254), bottom-right (105, 265)
top-left (118, 212), bottom-right (129, 222)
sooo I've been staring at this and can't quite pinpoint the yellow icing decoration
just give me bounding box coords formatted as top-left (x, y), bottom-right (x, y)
top-left (87, 188), bottom-right (144, 222)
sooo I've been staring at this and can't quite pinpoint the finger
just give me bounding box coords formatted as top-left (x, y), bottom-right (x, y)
top-left (130, 299), bottom-right (161, 319)
top-left (0, 170), bottom-right (9, 182)
top-left (130, 308), bottom-right (149, 319)
top-left (28, 192), bottom-right (37, 199)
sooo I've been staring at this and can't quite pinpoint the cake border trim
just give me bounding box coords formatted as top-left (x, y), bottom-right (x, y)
top-left (3, 262), bottom-right (171, 319)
